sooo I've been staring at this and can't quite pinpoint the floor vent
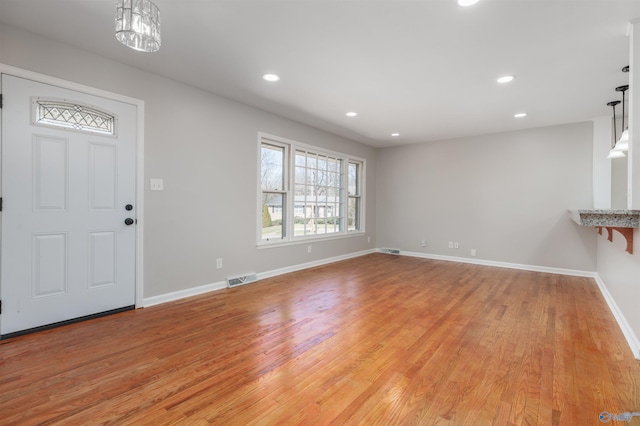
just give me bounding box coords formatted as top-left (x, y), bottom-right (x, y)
top-left (227, 273), bottom-right (258, 288)
top-left (381, 248), bottom-right (401, 255)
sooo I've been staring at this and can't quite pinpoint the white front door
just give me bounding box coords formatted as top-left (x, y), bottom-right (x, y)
top-left (1, 74), bottom-right (137, 336)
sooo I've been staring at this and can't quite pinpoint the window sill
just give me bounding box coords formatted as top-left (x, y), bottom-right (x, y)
top-left (257, 231), bottom-right (365, 249)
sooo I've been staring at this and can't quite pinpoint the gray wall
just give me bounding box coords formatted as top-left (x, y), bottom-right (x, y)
top-left (0, 24), bottom-right (377, 298)
top-left (597, 230), bottom-right (640, 345)
top-left (376, 122), bottom-right (597, 271)
top-left (2, 21), bottom-right (638, 355)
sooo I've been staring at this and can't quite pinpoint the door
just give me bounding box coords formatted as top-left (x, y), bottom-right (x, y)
top-left (1, 74), bottom-right (137, 336)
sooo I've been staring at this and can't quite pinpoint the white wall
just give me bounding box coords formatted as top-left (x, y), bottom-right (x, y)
top-left (629, 19), bottom-right (640, 209)
top-left (597, 230), bottom-right (640, 352)
top-left (376, 122), bottom-right (597, 271)
top-left (592, 115), bottom-right (629, 210)
top-left (592, 116), bottom-right (613, 209)
top-left (594, 19), bottom-right (640, 357)
top-left (0, 24), bottom-right (377, 299)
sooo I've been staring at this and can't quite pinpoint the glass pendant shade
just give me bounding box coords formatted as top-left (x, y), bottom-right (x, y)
top-left (607, 148), bottom-right (626, 159)
top-left (612, 129), bottom-right (629, 152)
top-left (115, 0), bottom-right (161, 53)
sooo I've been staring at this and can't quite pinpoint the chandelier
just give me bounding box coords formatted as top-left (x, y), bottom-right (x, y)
top-left (115, 0), bottom-right (161, 53)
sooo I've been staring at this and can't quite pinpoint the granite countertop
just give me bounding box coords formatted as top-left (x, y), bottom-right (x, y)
top-left (569, 209), bottom-right (640, 228)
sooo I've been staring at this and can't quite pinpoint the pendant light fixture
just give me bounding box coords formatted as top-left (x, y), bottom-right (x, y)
top-left (115, 0), bottom-right (161, 53)
top-left (612, 84), bottom-right (629, 153)
top-left (616, 129), bottom-right (630, 152)
top-left (607, 100), bottom-right (626, 159)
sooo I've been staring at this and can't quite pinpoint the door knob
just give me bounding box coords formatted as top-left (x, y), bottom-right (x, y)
top-left (125, 204), bottom-right (133, 211)
top-left (124, 218), bottom-right (134, 226)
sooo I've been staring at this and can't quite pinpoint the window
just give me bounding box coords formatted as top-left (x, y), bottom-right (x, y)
top-left (294, 149), bottom-right (342, 236)
top-left (347, 161), bottom-right (362, 232)
top-left (259, 133), bottom-right (364, 245)
top-left (260, 142), bottom-right (287, 241)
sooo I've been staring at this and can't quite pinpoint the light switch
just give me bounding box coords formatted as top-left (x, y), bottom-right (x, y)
top-left (150, 178), bottom-right (164, 191)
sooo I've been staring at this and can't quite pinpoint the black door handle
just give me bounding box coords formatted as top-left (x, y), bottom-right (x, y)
top-left (124, 218), bottom-right (134, 226)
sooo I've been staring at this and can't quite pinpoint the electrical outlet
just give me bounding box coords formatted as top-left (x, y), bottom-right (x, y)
top-left (150, 178), bottom-right (164, 191)
top-left (216, 258), bottom-right (223, 269)
top-left (307, 245), bottom-right (312, 253)
top-left (421, 239), bottom-right (427, 247)
top-left (454, 242), bottom-right (459, 249)
top-left (367, 236), bottom-right (371, 243)
top-left (470, 249), bottom-right (476, 257)
top-left (448, 241), bottom-right (454, 249)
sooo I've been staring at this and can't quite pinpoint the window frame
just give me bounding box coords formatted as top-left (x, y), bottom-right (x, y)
top-left (257, 132), bottom-right (365, 247)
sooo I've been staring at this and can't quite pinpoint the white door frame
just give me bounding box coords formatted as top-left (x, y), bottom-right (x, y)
top-left (0, 64), bottom-right (145, 329)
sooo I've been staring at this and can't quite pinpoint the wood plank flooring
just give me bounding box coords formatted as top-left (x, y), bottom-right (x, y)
top-left (1, 253), bottom-right (639, 425)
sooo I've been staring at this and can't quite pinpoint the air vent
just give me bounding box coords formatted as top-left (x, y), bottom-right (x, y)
top-left (227, 273), bottom-right (258, 288)
top-left (381, 248), bottom-right (401, 255)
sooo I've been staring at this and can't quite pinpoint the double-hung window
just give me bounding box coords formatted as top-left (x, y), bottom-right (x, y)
top-left (258, 133), bottom-right (364, 245)
top-left (347, 161), bottom-right (362, 232)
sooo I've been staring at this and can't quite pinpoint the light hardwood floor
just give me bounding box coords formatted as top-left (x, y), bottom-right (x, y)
top-left (1, 253), bottom-right (639, 425)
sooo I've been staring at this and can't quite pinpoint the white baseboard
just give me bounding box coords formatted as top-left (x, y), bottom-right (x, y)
top-left (141, 249), bottom-right (375, 308)
top-left (383, 249), bottom-right (640, 360)
top-left (257, 249), bottom-right (375, 280)
top-left (142, 281), bottom-right (227, 308)
top-left (592, 274), bottom-right (640, 360)
top-left (394, 249), bottom-right (597, 277)
top-left (141, 247), bottom-right (639, 360)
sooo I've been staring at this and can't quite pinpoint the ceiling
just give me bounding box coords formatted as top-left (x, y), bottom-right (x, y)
top-left (1, 0), bottom-right (639, 148)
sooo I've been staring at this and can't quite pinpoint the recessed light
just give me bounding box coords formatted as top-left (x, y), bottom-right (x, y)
top-left (514, 112), bottom-right (527, 118)
top-left (458, 0), bottom-right (480, 6)
top-left (262, 73), bottom-right (280, 82)
top-left (346, 112), bottom-right (358, 117)
top-left (497, 75), bottom-right (515, 84)
top-left (391, 133), bottom-right (400, 137)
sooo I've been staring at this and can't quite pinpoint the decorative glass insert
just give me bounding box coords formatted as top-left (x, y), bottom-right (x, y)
top-left (33, 99), bottom-right (116, 136)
